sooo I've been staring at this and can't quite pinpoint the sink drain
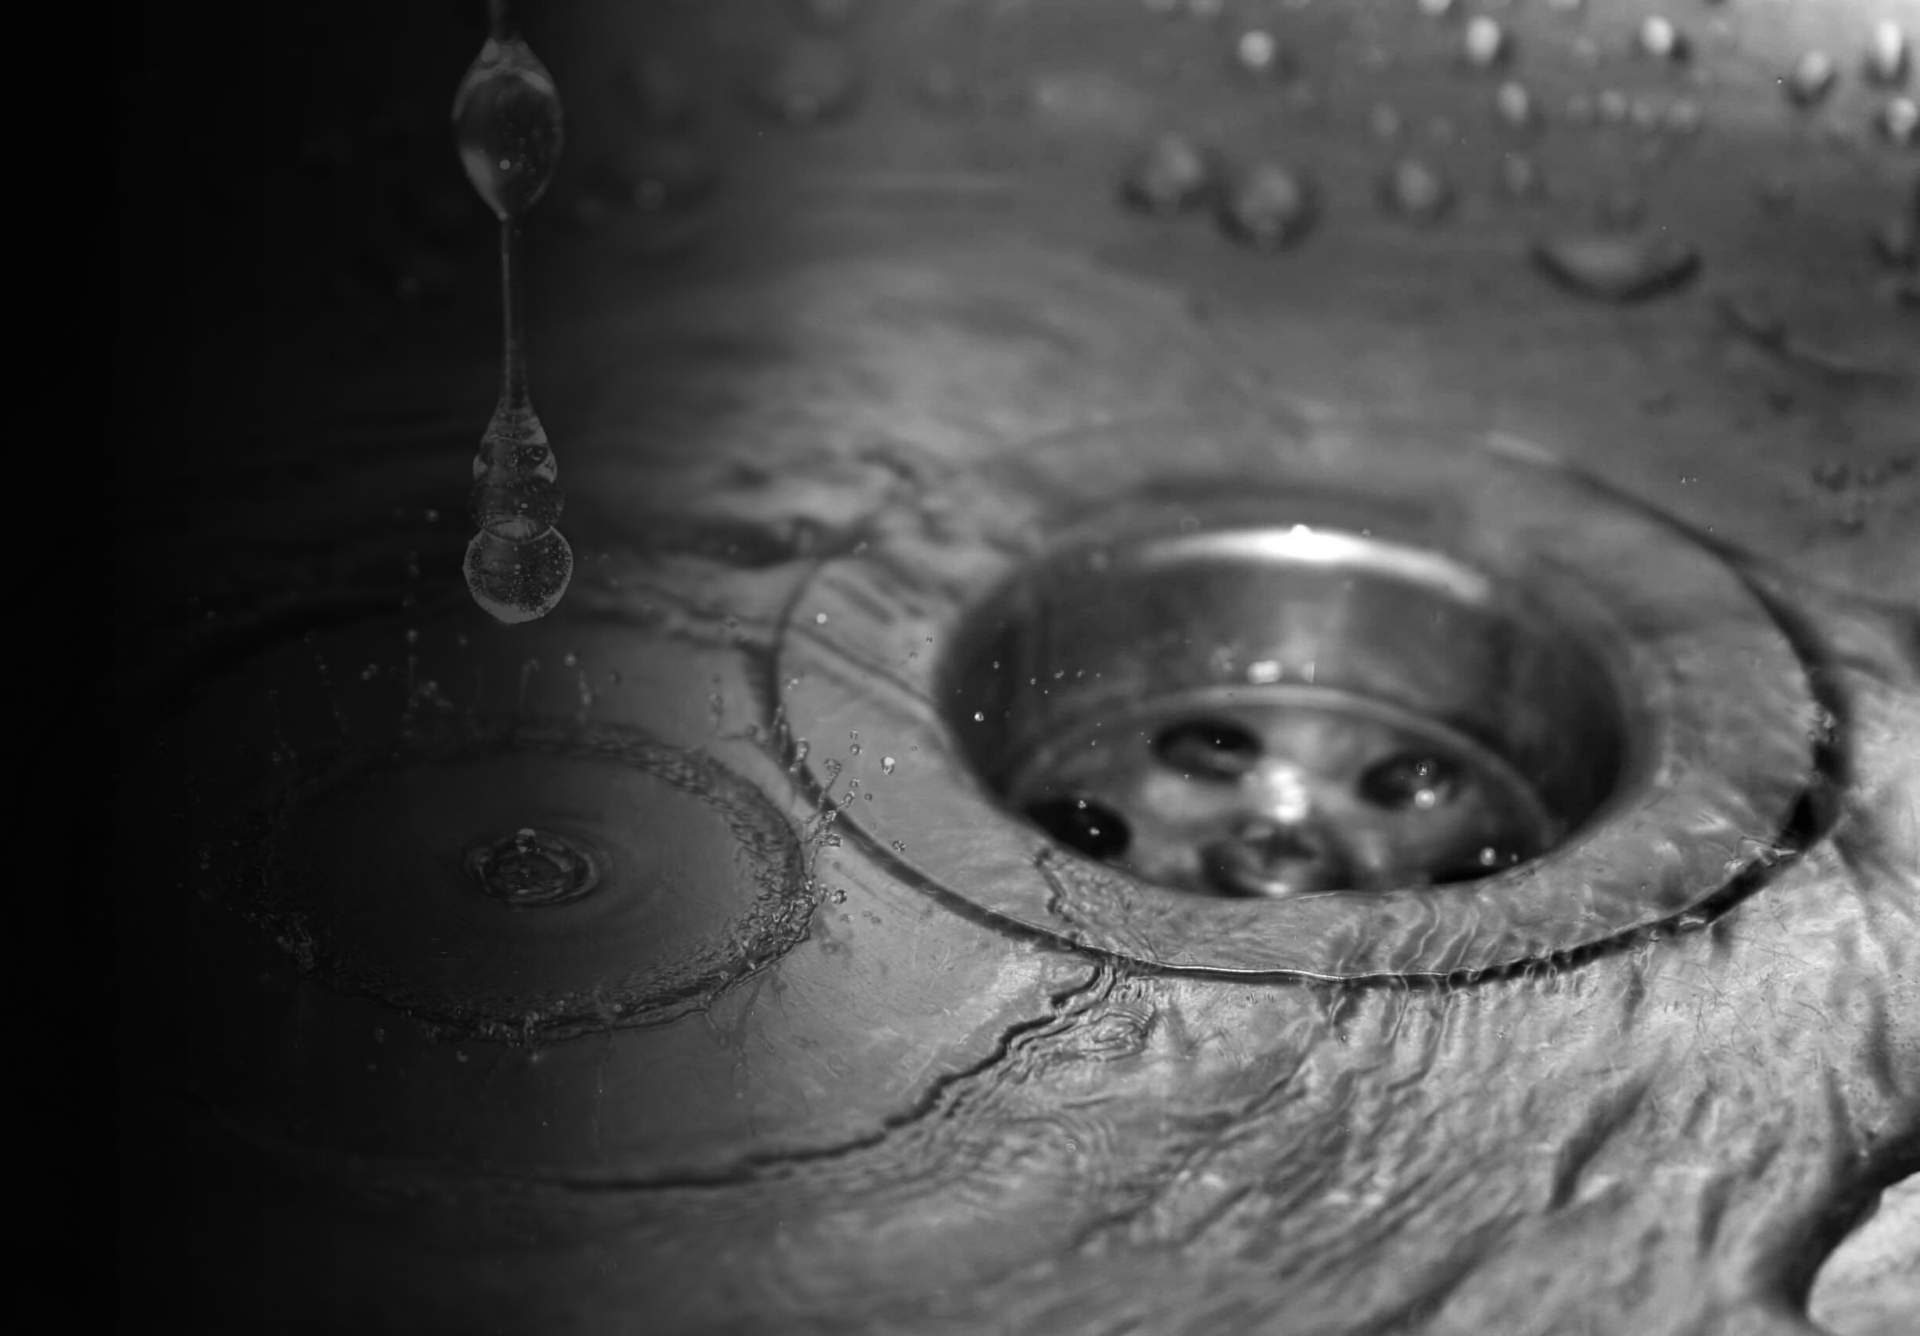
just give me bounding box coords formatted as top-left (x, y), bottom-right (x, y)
top-left (779, 415), bottom-right (1816, 977)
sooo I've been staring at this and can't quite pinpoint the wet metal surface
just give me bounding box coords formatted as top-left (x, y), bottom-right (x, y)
top-left (114, 0), bottom-right (1919, 1332)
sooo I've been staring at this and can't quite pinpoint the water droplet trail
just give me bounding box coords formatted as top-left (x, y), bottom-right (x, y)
top-left (454, 4), bottom-right (573, 624)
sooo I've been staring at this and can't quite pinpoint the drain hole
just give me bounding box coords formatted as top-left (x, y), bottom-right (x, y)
top-left (1024, 796), bottom-right (1131, 861)
top-left (1154, 718), bottom-right (1263, 780)
top-left (1358, 752), bottom-right (1465, 812)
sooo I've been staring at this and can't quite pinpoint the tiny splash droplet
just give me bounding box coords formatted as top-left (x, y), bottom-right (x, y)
top-left (466, 826), bottom-right (602, 906)
top-left (465, 526), bottom-right (574, 625)
top-left (453, 36), bottom-right (565, 220)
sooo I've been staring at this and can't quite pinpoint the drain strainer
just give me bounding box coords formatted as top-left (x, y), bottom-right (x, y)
top-left (779, 415), bottom-right (1816, 977)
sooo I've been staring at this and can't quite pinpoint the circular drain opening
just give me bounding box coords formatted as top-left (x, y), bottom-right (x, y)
top-left (777, 416), bottom-right (1816, 977)
top-left (949, 529), bottom-right (1629, 899)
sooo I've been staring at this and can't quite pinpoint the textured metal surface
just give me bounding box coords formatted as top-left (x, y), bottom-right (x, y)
top-left (778, 415), bottom-right (1817, 975)
top-left (112, 0), bottom-right (1919, 1333)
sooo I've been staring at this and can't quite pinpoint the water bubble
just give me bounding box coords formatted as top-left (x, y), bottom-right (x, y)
top-left (746, 41), bottom-right (863, 127)
top-left (1119, 133), bottom-right (1217, 215)
top-left (1783, 52), bottom-right (1838, 108)
top-left (1462, 17), bottom-right (1511, 70)
top-left (465, 827), bottom-right (602, 907)
top-left (1218, 162), bottom-right (1319, 251)
top-left (453, 36), bottom-right (564, 220)
top-left (1634, 17), bottom-right (1691, 65)
top-left (1532, 230), bottom-right (1701, 303)
top-left (881, 756), bottom-right (897, 774)
top-left (1379, 157), bottom-right (1453, 225)
top-left (1865, 22), bottom-right (1911, 87)
top-left (1875, 97), bottom-right (1918, 147)
top-left (464, 527), bottom-right (574, 625)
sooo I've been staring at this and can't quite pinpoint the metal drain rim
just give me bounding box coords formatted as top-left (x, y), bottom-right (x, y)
top-left (777, 414), bottom-right (1816, 978)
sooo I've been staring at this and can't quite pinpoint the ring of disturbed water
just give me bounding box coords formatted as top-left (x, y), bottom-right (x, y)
top-left (777, 410), bottom-right (1820, 977)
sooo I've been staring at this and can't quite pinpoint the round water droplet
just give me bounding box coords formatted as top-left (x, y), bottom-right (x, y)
top-left (1119, 132), bottom-right (1217, 215)
top-left (1463, 16), bottom-right (1511, 70)
top-left (1634, 17), bottom-right (1691, 65)
top-left (1379, 157), bottom-right (1453, 225)
top-left (1493, 80), bottom-right (1537, 132)
top-left (453, 37), bottom-right (565, 220)
top-left (465, 526), bottom-right (574, 625)
top-left (1865, 21), bottom-right (1911, 88)
top-left (1532, 230), bottom-right (1701, 303)
top-left (746, 40), bottom-right (864, 127)
top-left (1233, 29), bottom-right (1292, 78)
top-left (1218, 162), bottom-right (1319, 250)
top-left (1783, 51), bottom-right (1838, 108)
top-left (466, 826), bottom-right (603, 907)
top-left (1875, 97), bottom-right (1918, 147)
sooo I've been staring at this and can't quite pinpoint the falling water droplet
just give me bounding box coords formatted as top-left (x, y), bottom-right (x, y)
top-left (1379, 157), bottom-right (1453, 225)
top-left (1634, 17), bottom-right (1691, 65)
top-left (1865, 21), bottom-right (1911, 87)
top-left (465, 528), bottom-right (574, 625)
top-left (1532, 230), bottom-right (1702, 303)
top-left (453, 37), bottom-right (565, 220)
top-left (1783, 51), bottom-right (1838, 108)
top-left (1119, 133), bottom-right (1217, 215)
top-left (466, 827), bottom-right (603, 907)
top-left (1218, 162), bottom-right (1319, 250)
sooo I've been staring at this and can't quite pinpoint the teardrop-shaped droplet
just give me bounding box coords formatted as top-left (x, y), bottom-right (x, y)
top-left (466, 526), bottom-right (574, 625)
top-left (453, 37), bottom-right (565, 220)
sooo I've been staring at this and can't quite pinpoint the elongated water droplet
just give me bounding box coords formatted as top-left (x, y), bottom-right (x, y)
top-left (453, 37), bottom-right (564, 220)
top-left (1865, 22), bottom-right (1911, 87)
